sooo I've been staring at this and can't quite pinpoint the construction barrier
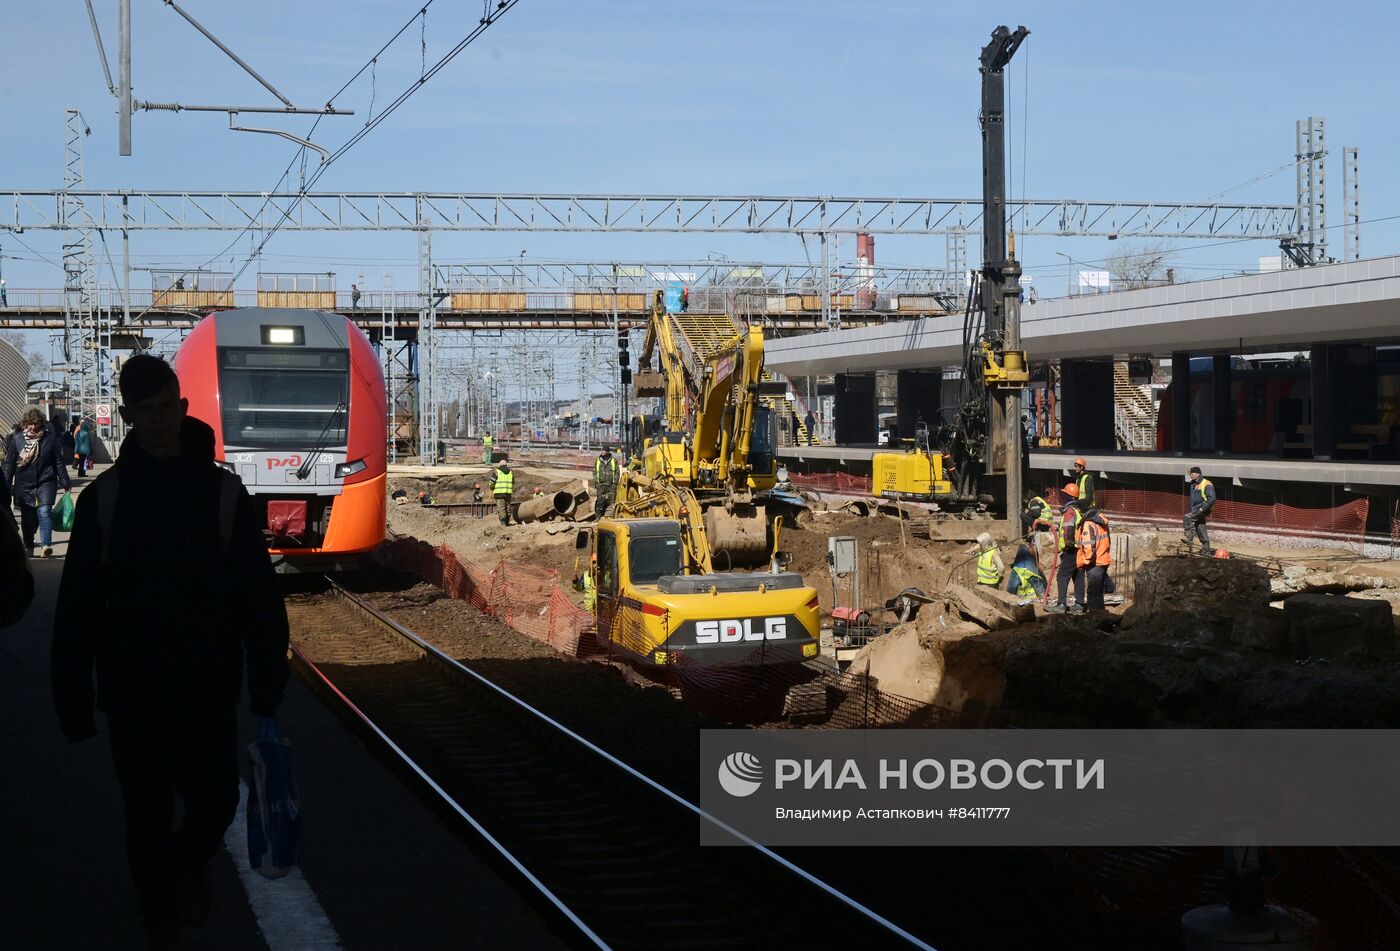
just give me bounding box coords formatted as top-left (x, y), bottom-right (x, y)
top-left (1054, 845), bottom-right (1400, 950)
top-left (383, 534), bottom-right (941, 728)
top-left (790, 472), bottom-right (874, 494)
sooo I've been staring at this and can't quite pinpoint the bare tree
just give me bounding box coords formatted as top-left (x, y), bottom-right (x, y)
top-left (1106, 241), bottom-right (1171, 290)
top-left (0, 330), bottom-right (48, 380)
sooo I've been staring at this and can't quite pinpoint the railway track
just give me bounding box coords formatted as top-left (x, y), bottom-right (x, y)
top-left (288, 580), bottom-right (934, 951)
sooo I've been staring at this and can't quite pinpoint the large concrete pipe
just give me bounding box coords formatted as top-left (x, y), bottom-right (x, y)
top-left (518, 490), bottom-right (575, 523)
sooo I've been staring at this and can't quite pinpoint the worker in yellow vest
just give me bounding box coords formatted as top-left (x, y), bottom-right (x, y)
top-left (975, 532), bottom-right (1004, 587)
top-left (1071, 458), bottom-right (1095, 513)
top-left (582, 553), bottom-right (597, 610)
top-left (482, 432), bottom-right (494, 464)
top-left (1047, 485), bottom-right (1085, 614)
top-left (489, 460), bottom-right (514, 527)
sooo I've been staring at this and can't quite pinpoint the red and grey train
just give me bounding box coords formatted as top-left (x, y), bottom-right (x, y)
top-left (174, 308), bottom-right (386, 565)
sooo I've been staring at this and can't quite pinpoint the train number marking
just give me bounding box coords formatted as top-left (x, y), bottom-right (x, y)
top-left (233, 453), bottom-right (253, 463)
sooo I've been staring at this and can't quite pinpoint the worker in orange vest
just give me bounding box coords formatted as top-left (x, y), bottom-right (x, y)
top-left (1046, 485), bottom-right (1085, 614)
top-left (1076, 507), bottom-right (1113, 611)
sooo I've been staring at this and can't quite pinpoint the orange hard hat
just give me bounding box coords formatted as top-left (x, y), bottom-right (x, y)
top-left (1214, 548), bottom-right (1230, 559)
top-left (1062, 483), bottom-right (1079, 498)
top-left (1073, 457), bottom-right (1087, 467)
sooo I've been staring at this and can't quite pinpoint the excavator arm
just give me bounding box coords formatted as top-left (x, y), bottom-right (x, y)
top-left (634, 290), bottom-right (690, 433)
top-left (612, 468), bottom-right (714, 574)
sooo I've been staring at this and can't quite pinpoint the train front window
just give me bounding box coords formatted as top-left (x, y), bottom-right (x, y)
top-left (629, 535), bottom-right (683, 585)
top-left (218, 348), bottom-right (349, 449)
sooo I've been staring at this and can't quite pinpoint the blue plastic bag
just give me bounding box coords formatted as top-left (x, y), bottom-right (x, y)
top-left (246, 718), bottom-right (301, 879)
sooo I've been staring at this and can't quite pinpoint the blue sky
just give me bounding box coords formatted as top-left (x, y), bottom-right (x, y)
top-left (2, 0), bottom-right (1397, 292)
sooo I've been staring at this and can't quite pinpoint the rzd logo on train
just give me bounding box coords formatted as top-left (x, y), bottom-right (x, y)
top-left (694, 618), bottom-right (787, 643)
top-left (266, 454), bottom-right (303, 469)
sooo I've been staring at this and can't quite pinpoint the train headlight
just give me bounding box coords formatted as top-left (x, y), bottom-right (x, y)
top-left (334, 458), bottom-right (367, 478)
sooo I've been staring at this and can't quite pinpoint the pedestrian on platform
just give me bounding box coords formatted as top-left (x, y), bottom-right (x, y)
top-left (1076, 507), bottom-right (1113, 611)
top-left (350, 283), bottom-right (361, 309)
top-left (2, 407), bottom-right (71, 557)
top-left (594, 447), bottom-right (619, 518)
top-left (1047, 485), bottom-right (1085, 614)
top-left (51, 354), bottom-right (288, 950)
top-left (804, 410), bottom-right (817, 446)
top-left (482, 431), bottom-right (494, 465)
top-left (490, 459), bottom-right (515, 526)
top-left (0, 280), bottom-right (7, 307)
top-left (975, 532), bottom-right (1004, 587)
top-left (1070, 457), bottom-right (1096, 513)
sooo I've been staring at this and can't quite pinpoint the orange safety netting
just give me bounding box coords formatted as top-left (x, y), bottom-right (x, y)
top-left (1048, 488), bottom-right (1370, 547)
top-left (1054, 846), bottom-right (1400, 949)
top-left (790, 472), bottom-right (873, 494)
top-left (385, 536), bottom-right (592, 655)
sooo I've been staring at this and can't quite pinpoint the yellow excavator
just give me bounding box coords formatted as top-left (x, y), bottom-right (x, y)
top-left (579, 469), bottom-right (821, 676)
top-left (630, 291), bottom-right (800, 564)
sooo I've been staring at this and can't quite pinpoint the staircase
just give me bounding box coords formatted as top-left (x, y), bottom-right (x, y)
top-left (1112, 363), bottom-right (1158, 450)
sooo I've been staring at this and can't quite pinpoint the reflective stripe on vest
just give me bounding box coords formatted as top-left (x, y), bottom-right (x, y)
top-left (1077, 518), bottom-right (1112, 568)
top-left (492, 469), bottom-right (514, 495)
top-left (1057, 509), bottom-right (1082, 552)
top-left (1012, 566), bottom-right (1039, 598)
top-left (595, 457), bottom-right (618, 484)
top-left (976, 548), bottom-right (1000, 585)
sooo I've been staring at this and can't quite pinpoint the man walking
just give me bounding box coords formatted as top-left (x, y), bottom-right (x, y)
top-left (804, 410), bottom-right (817, 446)
top-left (1070, 457), bottom-right (1095, 512)
top-left (1076, 507), bottom-right (1113, 611)
top-left (594, 446), bottom-right (619, 518)
top-left (51, 355), bottom-right (288, 949)
top-left (1183, 466), bottom-right (1216, 551)
top-left (1046, 485), bottom-right (1085, 614)
top-left (490, 459), bottom-right (515, 527)
top-left (350, 283), bottom-right (361, 309)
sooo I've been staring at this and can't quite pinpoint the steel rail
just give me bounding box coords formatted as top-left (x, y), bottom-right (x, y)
top-left (309, 579), bottom-right (936, 950)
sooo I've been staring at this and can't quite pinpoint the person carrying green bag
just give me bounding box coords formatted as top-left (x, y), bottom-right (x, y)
top-left (54, 491), bottom-right (76, 533)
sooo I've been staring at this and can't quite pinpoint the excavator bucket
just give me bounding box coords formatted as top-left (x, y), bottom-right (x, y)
top-left (634, 371), bottom-right (665, 397)
top-left (703, 503), bottom-right (769, 567)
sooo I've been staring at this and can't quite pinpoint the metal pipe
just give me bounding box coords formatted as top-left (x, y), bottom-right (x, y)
top-left (162, 0), bottom-right (294, 108)
top-left (84, 0), bottom-right (116, 95)
top-left (135, 100), bottom-right (353, 115)
top-left (121, 195), bottom-right (130, 326)
top-left (118, 0), bottom-right (130, 156)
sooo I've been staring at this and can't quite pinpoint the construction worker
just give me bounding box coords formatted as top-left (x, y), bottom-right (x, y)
top-left (582, 553), bottom-right (598, 610)
top-left (482, 431), bottom-right (494, 465)
top-left (489, 459), bottom-right (514, 526)
top-left (1006, 543), bottom-right (1047, 600)
top-left (1070, 458), bottom-right (1095, 512)
top-left (1076, 507), bottom-right (1113, 611)
top-left (975, 532), bottom-right (1004, 587)
top-left (1020, 489), bottom-right (1053, 535)
top-left (1046, 485), bottom-right (1085, 614)
top-left (1183, 466), bottom-right (1216, 551)
top-left (594, 446), bottom-right (619, 518)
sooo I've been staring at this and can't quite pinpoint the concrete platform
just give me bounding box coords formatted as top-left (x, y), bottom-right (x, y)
top-left (0, 557), bottom-right (567, 950)
top-left (777, 444), bottom-right (1400, 490)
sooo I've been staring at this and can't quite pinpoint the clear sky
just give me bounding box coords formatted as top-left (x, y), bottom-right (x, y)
top-left (2, 0), bottom-right (1397, 294)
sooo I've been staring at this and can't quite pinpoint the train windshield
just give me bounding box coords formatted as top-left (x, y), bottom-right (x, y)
top-left (218, 348), bottom-right (349, 450)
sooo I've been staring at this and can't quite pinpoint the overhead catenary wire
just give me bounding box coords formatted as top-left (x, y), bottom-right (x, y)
top-left (229, 0), bottom-right (524, 287)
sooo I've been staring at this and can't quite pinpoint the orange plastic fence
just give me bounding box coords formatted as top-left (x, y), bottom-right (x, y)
top-left (1047, 488), bottom-right (1370, 547)
top-left (1054, 845), bottom-right (1400, 949)
top-left (790, 472), bottom-right (874, 494)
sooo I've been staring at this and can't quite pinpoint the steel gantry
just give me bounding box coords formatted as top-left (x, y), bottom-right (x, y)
top-left (3, 190), bottom-right (1300, 239)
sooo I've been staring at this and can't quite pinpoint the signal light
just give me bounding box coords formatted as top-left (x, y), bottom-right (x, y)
top-left (620, 368), bottom-right (632, 385)
top-left (619, 351), bottom-right (630, 367)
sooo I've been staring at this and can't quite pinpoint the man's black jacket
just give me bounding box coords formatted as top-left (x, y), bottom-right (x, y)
top-left (51, 418), bottom-right (288, 738)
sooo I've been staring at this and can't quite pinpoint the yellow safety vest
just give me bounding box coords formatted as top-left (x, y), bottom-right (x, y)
top-left (492, 469), bottom-right (514, 496)
top-left (1012, 566), bottom-right (1039, 598)
top-left (582, 569), bottom-right (595, 609)
top-left (1077, 472), bottom-right (1093, 506)
top-left (483, 435), bottom-right (493, 447)
top-left (976, 548), bottom-right (1001, 586)
top-left (595, 457), bottom-right (618, 484)
top-left (1057, 508), bottom-right (1083, 552)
